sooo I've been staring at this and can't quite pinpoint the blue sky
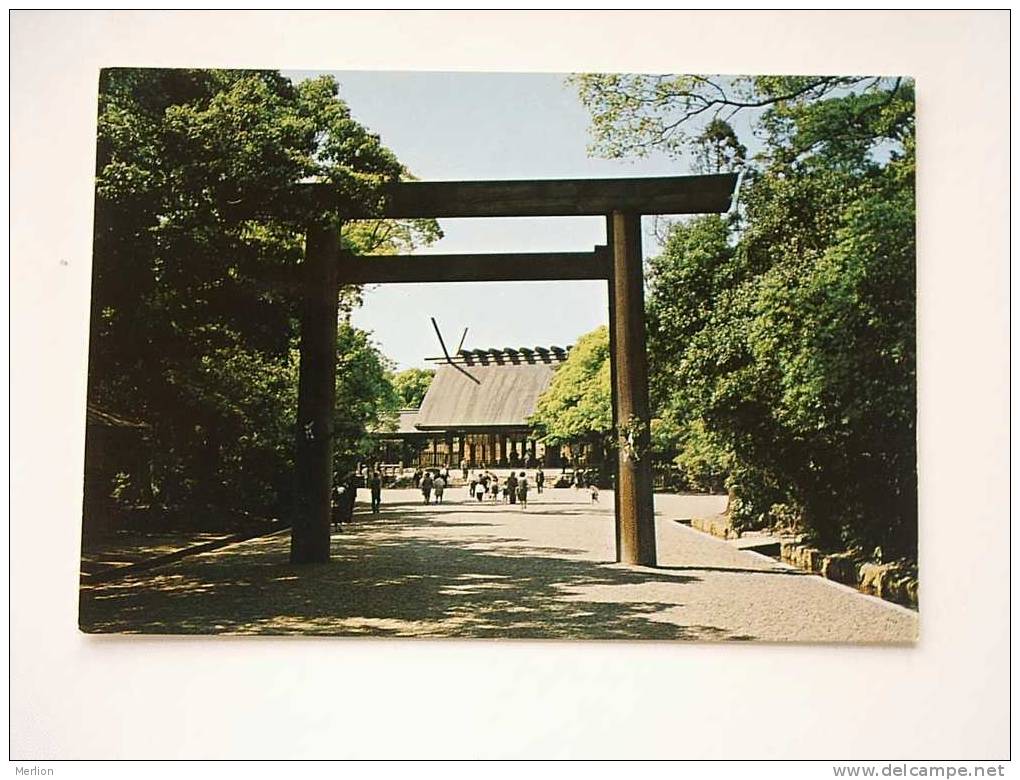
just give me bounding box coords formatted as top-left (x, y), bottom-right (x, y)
top-left (283, 70), bottom-right (715, 369)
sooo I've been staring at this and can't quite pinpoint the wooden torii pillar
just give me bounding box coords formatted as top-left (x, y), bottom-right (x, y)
top-left (291, 219), bottom-right (340, 563)
top-left (289, 174), bottom-right (737, 565)
top-left (609, 212), bottom-right (656, 565)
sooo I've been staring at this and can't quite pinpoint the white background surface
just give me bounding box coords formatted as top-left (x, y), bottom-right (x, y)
top-left (8, 10), bottom-right (1011, 760)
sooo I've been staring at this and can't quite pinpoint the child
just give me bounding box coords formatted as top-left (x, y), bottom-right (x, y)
top-left (589, 484), bottom-right (599, 504)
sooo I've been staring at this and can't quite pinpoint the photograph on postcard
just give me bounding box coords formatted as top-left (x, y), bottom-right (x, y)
top-left (79, 69), bottom-right (917, 641)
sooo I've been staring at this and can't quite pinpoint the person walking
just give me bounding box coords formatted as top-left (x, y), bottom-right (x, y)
top-left (369, 470), bottom-right (382, 514)
top-left (421, 472), bottom-right (434, 504)
top-left (433, 474), bottom-right (446, 504)
top-left (460, 458), bottom-right (468, 480)
top-left (474, 479), bottom-right (486, 503)
top-left (506, 471), bottom-right (518, 505)
top-left (535, 467), bottom-right (545, 494)
top-left (333, 473), bottom-right (358, 530)
top-left (517, 471), bottom-right (529, 508)
top-left (490, 475), bottom-right (500, 502)
top-left (589, 483), bottom-right (599, 504)
top-left (332, 482), bottom-right (347, 532)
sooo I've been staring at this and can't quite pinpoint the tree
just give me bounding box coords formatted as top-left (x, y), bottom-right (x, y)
top-left (692, 118), bottom-right (747, 174)
top-left (574, 73), bottom-right (917, 559)
top-left (569, 74), bottom-right (907, 163)
top-left (530, 327), bottom-right (612, 448)
top-left (89, 68), bottom-right (436, 517)
top-left (391, 367), bottom-right (436, 409)
top-left (645, 213), bottom-right (740, 491)
top-left (333, 325), bottom-right (403, 475)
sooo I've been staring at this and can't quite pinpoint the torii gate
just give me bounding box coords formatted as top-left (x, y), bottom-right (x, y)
top-left (290, 173), bottom-right (738, 567)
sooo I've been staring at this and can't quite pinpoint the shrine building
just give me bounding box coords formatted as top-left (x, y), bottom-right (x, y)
top-left (373, 346), bottom-right (570, 469)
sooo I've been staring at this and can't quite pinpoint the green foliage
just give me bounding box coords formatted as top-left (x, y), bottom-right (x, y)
top-left (333, 325), bottom-right (403, 475)
top-left (89, 68), bottom-right (434, 517)
top-left (391, 367), bottom-right (435, 409)
top-left (575, 73), bottom-right (916, 558)
top-left (569, 73), bottom-right (906, 165)
top-left (529, 327), bottom-right (612, 447)
top-left (693, 118), bottom-right (747, 174)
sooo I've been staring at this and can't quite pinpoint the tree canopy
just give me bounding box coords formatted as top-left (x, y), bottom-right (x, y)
top-left (571, 73), bottom-right (916, 560)
top-left (391, 367), bottom-right (436, 409)
top-left (89, 68), bottom-right (435, 516)
top-left (529, 327), bottom-right (612, 447)
top-left (569, 74), bottom-right (910, 164)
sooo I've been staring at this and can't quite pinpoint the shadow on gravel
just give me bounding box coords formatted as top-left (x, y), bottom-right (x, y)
top-left (79, 507), bottom-right (757, 641)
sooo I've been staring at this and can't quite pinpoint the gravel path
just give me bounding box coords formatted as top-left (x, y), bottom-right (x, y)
top-left (79, 488), bottom-right (918, 642)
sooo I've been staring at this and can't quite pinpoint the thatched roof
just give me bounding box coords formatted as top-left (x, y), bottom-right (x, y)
top-left (393, 408), bottom-right (428, 435)
top-left (414, 347), bottom-right (568, 430)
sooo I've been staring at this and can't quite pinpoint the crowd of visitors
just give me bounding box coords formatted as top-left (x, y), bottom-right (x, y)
top-left (413, 465), bottom-right (551, 509)
top-left (332, 463), bottom-right (599, 523)
top-left (464, 468), bottom-right (545, 508)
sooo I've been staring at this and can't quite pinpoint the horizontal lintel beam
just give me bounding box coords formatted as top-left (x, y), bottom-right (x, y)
top-left (338, 249), bottom-right (610, 284)
top-left (308, 173), bottom-right (738, 219)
